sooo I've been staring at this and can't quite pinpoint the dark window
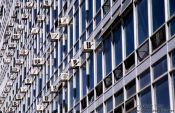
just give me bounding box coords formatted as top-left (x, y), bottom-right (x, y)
top-left (152, 0), bottom-right (165, 31)
top-left (139, 69), bottom-right (150, 89)
top-left (103, 0), bottom-right (110, 16)
top-left (75, 11), bottom-right (79, 41)
top-left (106, 97), bottom-right (113, 113)
top-left (75, 71), bottom-right (80, 103)
top-left (69, 78), bottom-right (74, 108)
top-left (124, 53), bottom-right (135, 73)
top-left (115, 89), bottom-right (124, 107)
top-left (140, 88), bottom-right (152, 113)
top-left (97, 48), bottom-right (103, 83)
top-left (155, 77), bottom-right (170, 112)
top-left (169, 17), bottom-right (175, 37)
top-left (124, 10), bottom-right (134, 56)
top-left (88, 90), bottom-right (94, 104)
top-left (126, 80), bottom-right (136, 99)
top-left (114, 106), bottom-right (122, 113)
top-left (104, 74), bottom-right (112, 89)
top-left (137, 41), bottom-right (149, 62)
top-left (95, 11), bottom-right (101, 26)
top-left (88, 54), bottom-right (94, 90)
top-left (96, 0), bottom-right (101, 12)
top-left (169, 0), bottom-right (175, 17)
top-left (137, 0), bottom-right (148, 44)
top-left (70, 21), bottom-right (73, 48)
top-left (96, 105), bottom-right (103, 113)
top-left (125, 98), bottom-right (136, 113)
top-left (96, 82), bottom-right (103, 98)
top-left (153, 56), bottom-right (167, 79)
top-left (104, 35), bottom-right (112, 75)
top-left (81, 97), bottom-right (87, 110)
top-left (114, 64), bottom-right (123, 82)
top-left (171, 50), bottom-right (175, 68)
top-left (151, 26), bottom-right (166, 51)
top-left (82, 64), bottom-right (87, 97)
top-left (87, 0), bottom-right (93, 22)
top-left (113, 24), bottom-right (122, 66)
top-left (81, 1), bottom-right (86, 32)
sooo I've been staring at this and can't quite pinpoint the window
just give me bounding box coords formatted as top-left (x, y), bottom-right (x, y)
top-left (169, 17), bottom-right (175, 37)
top-left (96, 105), bottom-right (103, 113)
top-left (104, 74), bottom-right (112, 89)
top-left (137, 41), bottom-right (149, 62)
top-left (87, 0), bottom-right (93, 23)
top-left (139, 69), bottom-right (150, 89)
top-left (126, 80), bottom-right (136, 99)
top-left (125, 98), bottom-right (136, 113)
top-left (96, 82), bottom-right (103, 98)
top-left (124, 10), bottom-right (134, 56)
top-left (115, 89), bottom-right (124, 107)
top-left (124, 53), bottom-right (135, 73)
top-left (170, 50), bottom-right (175, 68)
top-left (103, 0), bottom-right (110, 16)
top-left (88, 54), bottom-right (94, 90)
top-left (153, 56), bottom-right (167, 79)
top-left (96, 0), bottom-right (101, 12)
top-left (75, 71), bottom-right (80, 103)
top-left (82, 64), bottom-right (87, 97)
top-left (69, 78), bottom-right (74, 108)
top-left (70, 20), bottom-right (73, 48)
top-left (81, 97), bottom-right (87, 110)
top-left (81, 1), bottom-right (86, 33)
top-left (137, 0), bottom-right (148, 45)
top-left (169, 0), bottom-right (175, 17)
top-left (151, 26), bottom-right (166, 51)
top-left (75, 11), bottom-right (79, 41)
top-left (140, 88), bottom-right (152, 113)
top-left (113, 24), bottom-right (122, 66)
top-left (104, 35), bottom-right (112, 75)
top-left (75, 104), bottom-right (80, 113)
top-left (152, 0), bottom-right (165, 31)
top-left (105, 97), bottom-right (113, 113)
top-left (114, 64), bottom-right (123, 82)
top-left (154, 77), bottom-right (170, 112)
top-left (97, 48), bottom-right (103, 83)
top-left (88, 90), bottom-right (94, 104)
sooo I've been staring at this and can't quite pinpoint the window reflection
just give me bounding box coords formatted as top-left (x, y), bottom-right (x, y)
top-left (139, 69), bottom-right (150, 89)
top-left (170, 0), bottom-right (175, 16)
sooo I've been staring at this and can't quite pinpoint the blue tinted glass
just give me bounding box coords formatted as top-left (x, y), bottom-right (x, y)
top-left (124, 11), bottom-right (134, 56)
top-left (139, 69), bottom-right (150, 89)
top-left (97, 49), bottom-right (102, 83)
top-left (81, 2), bottom-right (86, 32)
top-left (95, 11), bottom-right (101, 26)
top-left (82, 67), bottom-right (87, 96)
top-left (60, 40), bottom-right (63, 61)
top-left (104, 36), bottom-right (112, 75)
top-left (70, 22), bottom-right (73, 48)
top-left (75, 12), bottom-right (79, 41)
top-left (75, 104), bottom-right (80, 113)
top-left (155, 77), bottom-right (170, 112)
top-left (171, 50), bottom-right (175, 67)
top-left (89, 54), bottom-right (94, 90)
top-left (75, 71), bottom-right (80, 103)
top-left (170, 0), bottom-right (175, 16)
top-left (137, 0), bottom-right (148, 44)
top-left (170, 17), bottom-right (175, 37)
top-left (96, 105), bottom-right (103, 113)
top-left (88, 23), bottom-right (93, 36)
top-left (96, 0), bottom-right (101, 12)
top-left (55, 43), bottom-right (58, 68)
top-left (115, 90), bottom-right (124, 106)
top-left (153, 57), bottom-right (167, 79)
top-left (126, 81), bottom-right (136, 98)
top-left (106, 97), bottom-right (113, 112)
top-left (113, 25), bottom-right (122, 66)
top-left (152, 0), bottom-right (165, 31)
top-left (70, 78), bottom-right (74, 108)
top-left (140, 88), bottom-right (152, 113)
top-left (88, 0), bottom-right (93, 22)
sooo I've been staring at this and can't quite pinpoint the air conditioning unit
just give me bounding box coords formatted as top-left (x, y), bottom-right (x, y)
top-left (15, 2), bottom-right (21, 8)
top-left (32, 58), bottom-right (44, 66)
top-left (5, 31), bottom-right (11, 36)
top-left (1, 45), bottom-right (6, 50)
top-left (19, 49), bottom-right (29, 56)
top-left (21, 14), bottom-right (28, 20)
top-left (9, 74), bottom-right (17, 80)
top-left (42, 96), bottom-right (50, 103)
top-left (36, 104), bottom-right (44, 111)
top-left (1, 93), bottom-right (7, 98)
top-left (0, 51), bottom-right (3, 57)
top-left (25, 1), bottom-right (34, 9)
top-left (37, 15), bottom-right (45, 22)
top-left (11, 11), bottom-right (17, 18)
top-left (11, 67), bottom-right (20, 73)
top-left (3, 58), bottom-right (11, 64)
top-left (31, 27), bottom-right (39, 35)
top-left (18, 25), bottom-right (25, 31)
top-left (15, 59), bottom-right (24, 65)
top-left (30, 68), bottom-right (38, 76)
top-left (7, 22), bottom-right (14, 27)
top-left (8, 107), bottom-right (15, 112)
top-left (24, 77), bottom-right (32, 85)
top-left (4, 87), bottom-right (10, 93)
top-left (20, 86), bottom-right (28, 93)
top-left (83, 41), bottom-right (95, 52)
top-left (15, 94), bottom-right (22, 100)
top-left (50, 32), bottom-right (59, 41)
top-left (6, 51), bottom-right (14, 57)
top-left (59, 17), bottom-right (69, 27)
top-left (8, 43), bottom-right (16, 49)
top-left (0, 99), bottom-right (4, 104)
top-left (41, 0), bottom-right (52, 8)
top-left (12, 101), bottom-right (18, 107)
top-left (59, 73), bottom-right (68, 83)
top-left (50, 85), bottom-right (58, 93)
top-left (6, 80), bottom-right (13, 87)
top-left (70, 59), bottom-right (80, 69)
top-left (12, 34), bottom-right (21, 40)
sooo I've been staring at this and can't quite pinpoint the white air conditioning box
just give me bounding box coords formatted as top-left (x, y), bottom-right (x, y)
top-left (15, 2), bottom-right (21, 8)
top-left (32, 58), bottom-right (44, 66)
top-left (42, 96), bottom-right (50, 103)
top-left (19, 49), bottom-right (29, 56)
top-left (15, 94), bottom-right (22, 100)
top-left (25, 2), bottom-right (34, 9)
top-left (31, 27), bottom-right (39, 35)
top-left (7, 22), bottom-right (14, 27)
top-left (4, 87), bottom-right (10, 93)
top-left (20, 86), bottom-right (28, 93)
top-left (59, 73), bottom-right (68, 83)
top-left (3, 58), bottom-right (11, 64)
top-left (30, 68), bottom-right (38, 76)
top-left (50, 85), bottom-right (58, 93)
top-left (18, 25), bottom-right (25, 31)
top-left (6, 51), bottom-right (14, 57)
top-left (8, 43), bottom-right (16, 49)
top-left (1, 45), bottom-right (6, 50)
top-left (21, 14), bottom-right (28, 20)
top-left (9, 74), bottom-right (17, 80)
top-left (11, 67), bottom-right (20, 73)
top-left (12, 34), bottom-right (21, 40)
top-left (59, 17), bottom-right (69, 27)
top-left (83, 41), bottom-right (95, 52)
top-left (6, 80), bottom-right (13, 87)
top-left (24, 77), bottom-right (33, 85)
top-left (1, 93), bottom-right (7, 98)
top-left (41, 0), bottom-right (52, 8)
top-left (15, 59), bottom-right (24, 65)
top-left (70, 59), bottom-right (80, 69)
top-left (50, 32), bottom-right (59, 41)
top-left (0, 52), bottom-right (3, 57)
top-left (37, 15), bottom-right (45, 22)
top-left (12, 101), bottom-right (18, 107)
top-left (36, 104), bottom-right (44, 111)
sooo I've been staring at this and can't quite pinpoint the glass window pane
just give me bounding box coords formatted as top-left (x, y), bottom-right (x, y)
top-left (155, 77), bottom-right (170, 112)
top-left (88, 54), bottom-right (94, 90)
top-left (96, 0), bottom-right (101, 12)
top-left (82, 64), bottom-right (87, 97)
top-left (169, 17), bottom-right (175, 37)
top-left (153, 57), bottom-right (167, 79)
top-left (81, 1), bottom-right (86, 32)
top-left (152, 0), bottom-right (165, 31)
top-left (88, 0), bottom-right (93, 22)
top-left (140, 88), bottom-right (152, 113)
top-left (124, 11), bottom-right (134, 56)
top-left (75, 71), bottom-right (80, 103)
top-left (171, 50), bottom-right (175, 68)
top-left (113, 24), bottom-right (122, 66)
top-left (170, 0), bottom-right (175, 16)
top-left (97, 48), bottom-right (103, 83)
top-left (106, 97), bottom-right (113, 112)
top-left (139, 69), bottom-right (150, 89)
top-left (137, 0), bottom-right (148, 44)
top-left (96, 105), bottom-right (103, 113)
top-left (69, 78), bottom-right (74, 108)
top-left (126, 80), bottom-right (136, 98)
top-left (75, 11), bottom-right (79, 41)
top-left (115, 89), bottom-right (124, 107)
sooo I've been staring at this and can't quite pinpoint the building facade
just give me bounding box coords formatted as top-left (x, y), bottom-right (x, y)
top-left (0, 0), bottom-right (175, 113)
